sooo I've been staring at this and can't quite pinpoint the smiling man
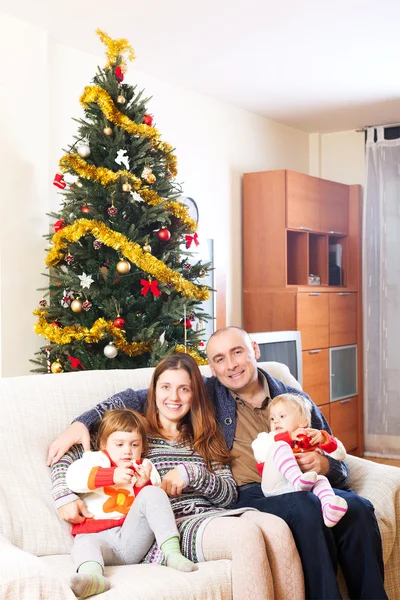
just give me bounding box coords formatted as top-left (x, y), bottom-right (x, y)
top-left (48, 326), bottom-right (387, 599)
top-left (205, 327), bottom-right (387, 600)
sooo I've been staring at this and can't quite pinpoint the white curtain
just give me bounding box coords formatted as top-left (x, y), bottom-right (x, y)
top-left (363, 126), bottom-right (400, 458)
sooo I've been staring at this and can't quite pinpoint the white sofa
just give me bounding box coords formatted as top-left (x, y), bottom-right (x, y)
top-left (0, 361), bottom-right (399, 600)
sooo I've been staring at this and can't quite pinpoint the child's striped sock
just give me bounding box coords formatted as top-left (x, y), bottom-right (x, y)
top-left (70, 561), bottom-right (111, 599)
top-left (312, 475), bottom-right (348, 527)
top-left (161, 536), bottom-right (198, 572)
top-left (274, 441), bottom-right (318, 491)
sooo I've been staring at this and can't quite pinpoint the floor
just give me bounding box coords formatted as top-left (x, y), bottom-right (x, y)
top-left (364, 456), bottom-right (400, 468)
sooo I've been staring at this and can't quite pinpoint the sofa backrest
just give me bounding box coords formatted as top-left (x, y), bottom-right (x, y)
top-left (0, 361), bottom-right (300, 557)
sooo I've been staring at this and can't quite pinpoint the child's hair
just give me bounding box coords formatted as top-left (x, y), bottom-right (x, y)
top-left (96, 409), bottom-right (149, 455)
top-left (267, 393), bottom-right (312, 429)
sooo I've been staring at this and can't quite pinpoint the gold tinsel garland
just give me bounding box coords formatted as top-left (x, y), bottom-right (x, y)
top-left (59, 154), bottom-right (197, 233)
top-left (96, 29), bottom-right (135, 71)
top-left (34, 311), bottom-right (151, 356)
top-left (46, 219), bottom-right (210, 301)
top-left (80, 85), bottom-right (177, 177)
top-left (34, 311), bottom-right (207, 364)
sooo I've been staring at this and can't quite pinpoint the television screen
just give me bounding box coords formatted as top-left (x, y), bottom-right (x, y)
top-left (257, 340), bottom-right (299, 382)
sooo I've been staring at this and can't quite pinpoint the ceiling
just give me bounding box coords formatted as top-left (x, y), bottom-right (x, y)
top-left (3, 0), bottom-right (400, 133)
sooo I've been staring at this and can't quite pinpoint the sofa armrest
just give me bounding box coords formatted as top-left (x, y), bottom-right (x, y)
top-left (0, 534), bottom-right (74, 600)
top-left (346, 455), bottom-right (400, 564)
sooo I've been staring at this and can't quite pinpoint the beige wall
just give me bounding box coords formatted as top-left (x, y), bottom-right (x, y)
top-left (309, 130), bottom-right (365, 185)
top-left (0, 14), bottom-right (310, 376)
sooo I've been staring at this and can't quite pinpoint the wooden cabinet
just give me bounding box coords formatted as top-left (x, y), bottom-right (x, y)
top-left (302, 348), bottom-right (330, 406)
top-left (286, 171), bottom-right (320, 231)
top-left (243, 169), bottom-right (363, 455)
top-left (297, 293), bottom-right (329, 350)
top-left (330, 396), bottom-right (358, 452)
top-left (329, 292), bottom-right (357, 346)
top-left (320, 179), bottom-right (349, 235)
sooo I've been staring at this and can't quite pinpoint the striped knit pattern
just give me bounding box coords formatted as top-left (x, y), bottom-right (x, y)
top-left (141, 436), bottom-right (240, 564)
top-left (273, 441), bottom-right (317, 491)
top-left (312, 476), bottom-right (348, 527)
top-left (160, 536), bottom-right (197, 572)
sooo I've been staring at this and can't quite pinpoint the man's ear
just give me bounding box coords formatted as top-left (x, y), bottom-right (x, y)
top-left (252, 341), bottom-right (261, 360)
top-left (208, 361), bottom-right (216, 377)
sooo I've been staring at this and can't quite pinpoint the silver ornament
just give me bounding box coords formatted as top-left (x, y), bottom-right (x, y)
top-left (104, 342), bottom-right (118, 359)
top-left (77, 143), bottom-right (91, 158)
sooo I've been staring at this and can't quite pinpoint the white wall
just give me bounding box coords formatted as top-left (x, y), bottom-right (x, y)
top-left (309, 130), bottom-right (365, 185)
top-left (0, 15), bottom-right (310, 376)
top-left (0, 14), bottom-right (50, 377)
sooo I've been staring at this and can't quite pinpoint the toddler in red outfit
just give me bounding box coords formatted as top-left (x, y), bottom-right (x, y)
top-left (252, 393), bottom-right (348, 527)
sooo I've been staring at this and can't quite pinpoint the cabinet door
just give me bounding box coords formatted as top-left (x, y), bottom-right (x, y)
top-left (318, 403), bottom-right (330, 424)
top-left (286, 171), bottom-right (320, 231)
top-left (297, 292), bottom-right (329, 350)
top-left (302, 348), bottom-right (330, 406)
top-left (329, 292), bottom-right (357, 347)
top-left (320, 179), bottom-right (349, 235)
top-left (330, 396), bottom-right (358, 452)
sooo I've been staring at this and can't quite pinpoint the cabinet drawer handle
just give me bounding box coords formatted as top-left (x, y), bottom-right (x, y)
top-left (309, 349), bottom-right (321, 354)
top-left (328, 230), bottom-right (343, 235)
top-left (339, 399), bottom-right (351, 404)
top-left (308, 293), bottom-right (320, 296)
top-left (299, 226), bottom-right (312, 231)
top-left (338, 292), bottom-right (351, 296)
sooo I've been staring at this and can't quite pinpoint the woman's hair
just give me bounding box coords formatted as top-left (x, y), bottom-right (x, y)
top-left (267, 393), bottom-right (312, 428)
top-left (145, 353), bottom-right (231, 469)
top-left (97, 408), bottom-right (149, 455)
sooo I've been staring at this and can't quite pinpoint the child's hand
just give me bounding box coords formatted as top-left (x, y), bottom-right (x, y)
top-left (304, 428), bottom-right (324, 445)
top-left (133, 461), bottom-right (152, 487)
top-left (291, 427), bottom-right (308, 441)
top-left (113, 466), bottom-right (134, 485)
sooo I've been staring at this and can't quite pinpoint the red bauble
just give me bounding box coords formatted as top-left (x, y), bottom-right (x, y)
top-left (181, 318), bottom-right (192, 329)
top-left (143, 114), bottom-right (153, 126)
top-left (54, 219), bottom-right (66, 232)
top-left (157, 228), bottom-right (171, 241)
top-left (296, 434), bottom-right (312, 450)
top-left (51, 321), bottom-right (61, 328)
top-left (81, 205), bottom-right (90, 214)
top-left (113, 317), bottom-right (126, 329)
top-left (115, 66), bottom-right (124, 82)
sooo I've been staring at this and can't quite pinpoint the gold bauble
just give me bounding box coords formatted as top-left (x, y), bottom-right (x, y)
top-left (76, 180), bottom-right (83, 188)
top-left (199, 269), bottom-right (207, 278)
top-left (71, 299), bottom-right (83, 312)
top-left (116, 95), bottom-right (126, 105)
top-left (143, 243), bottom-right (152, 253)
top-left (51, 361), bottom-right (64, 374)
top-left (116, 259), bottom-right (131, 274)
top-left (103, 126), bottom-right (113, 136)
top-left (122, 183), bottom-right (132, 192)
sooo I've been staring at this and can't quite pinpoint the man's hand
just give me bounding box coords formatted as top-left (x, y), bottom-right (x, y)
top-left (113, 466), bottom-right (134, 485)
top-left (47, 422), bottom-right (91, 466)
top-left (57, 499), bottom-right (93, 524)
top-left (295, 451), bottom-right (329, 475)
top-left (161, 468), bottom-right (185, 497)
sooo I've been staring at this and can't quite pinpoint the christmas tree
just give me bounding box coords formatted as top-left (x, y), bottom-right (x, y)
top-left (31, 30), bottom-right (211, 374)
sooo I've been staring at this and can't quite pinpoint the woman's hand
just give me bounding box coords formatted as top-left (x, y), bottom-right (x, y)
top-left (57, 499), bottom-right (93, 524)
top-left (161, 468), bottom-right (185, 497)
top-left (47, 422), bottom-right (91, 466)
top-left (113, 467), bottom-right (134, 485)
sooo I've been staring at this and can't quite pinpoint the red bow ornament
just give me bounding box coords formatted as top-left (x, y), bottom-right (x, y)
top-left (68, 355), bottom-right (87, 370)
top-left (140, 279), bottom-right (162, 297)
top-left (53, 173), bottom-right (66, 189)
top-left (185, 233), bottom-right (199, 249)
top-left (115, 66), bottom-right (124, 82)
top-left (54, 219), bottom-right (66, 233)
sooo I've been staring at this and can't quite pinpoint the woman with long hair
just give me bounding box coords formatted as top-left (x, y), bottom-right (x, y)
top-left (141, 353), bottom-right (303, 599)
